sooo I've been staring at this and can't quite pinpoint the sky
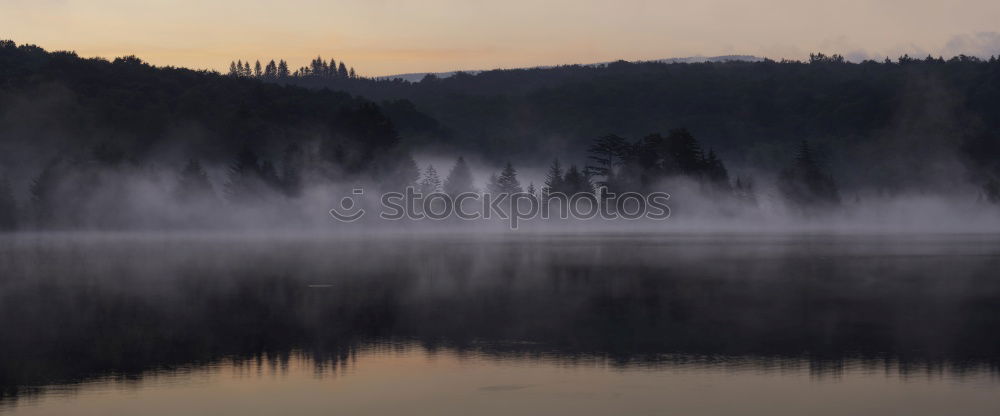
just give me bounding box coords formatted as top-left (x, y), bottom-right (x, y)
top-left (2, 0), bottom-right (1000, 76)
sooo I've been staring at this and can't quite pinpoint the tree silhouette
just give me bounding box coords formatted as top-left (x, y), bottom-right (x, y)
top-left (702, 149), bottom-right (729, 186)
top-left (778, 141), bottom-right (840, 208)
top-left (666, 128), bottom-right (705, 175)
top-left (419, 165), bottom-right (442, 194)
top-left (488, 162), bottom-right (522, 194)
top-left (224, 148), bottom-right (273, 203)
top-left (444, 157), bottom-right (476, 196)
top-left (277, 60), bottom-right (289, 78)
top-left (585, 129), bottom-right (729, 192)
top-left (543, 159), bottom-right (565, 196)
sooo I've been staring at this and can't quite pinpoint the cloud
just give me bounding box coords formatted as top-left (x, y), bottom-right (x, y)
top-left (940, 32), bottom-right (1000, 58)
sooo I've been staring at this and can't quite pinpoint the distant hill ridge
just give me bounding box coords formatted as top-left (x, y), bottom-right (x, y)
top-left (377, 55), bottom-right (763, 82)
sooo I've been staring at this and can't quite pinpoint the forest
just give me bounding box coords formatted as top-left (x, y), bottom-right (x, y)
top-left (0, 40), bottom-right (998, 230)
top-left (268, 53), bottom-right (1000, 201)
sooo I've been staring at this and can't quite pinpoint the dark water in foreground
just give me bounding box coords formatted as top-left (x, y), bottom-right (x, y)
top-left (1, 233), bottom-right (999, 415)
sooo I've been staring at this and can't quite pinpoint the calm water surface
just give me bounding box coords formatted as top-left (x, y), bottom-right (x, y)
top-left (1, 233), bottom-right (999, 415)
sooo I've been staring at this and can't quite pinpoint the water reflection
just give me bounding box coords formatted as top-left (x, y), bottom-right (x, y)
top-left (1, 233), bottom-right (1000, 413)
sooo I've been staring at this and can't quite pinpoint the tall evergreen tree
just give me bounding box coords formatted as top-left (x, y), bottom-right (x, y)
top-left (311, 56), bottom-right (324, 75)
top-left (543, 159), bottom-right (565, 196)
top-left (703, 149), bottom-right (729, 186)
top-left (444, 157), bottom-right (476, 196)
top-left (419, 165), bottom-right (442, 194)
top-left (666, 128), bottom-right (704, 175)
top-left (587, 134), bottom-right (631, 191)
top-left (490, 162), bottom-right (522, 193)
top-left (778, 141), bottom-right (840, 208)
top-left (254, 60), bottom-right (262, 77)
top-left (277, 60), bottom-right (289, 78)
top-left (338, 62), bottom-right (349, 78)
top-left (264, 60), bottom-right (277, 78)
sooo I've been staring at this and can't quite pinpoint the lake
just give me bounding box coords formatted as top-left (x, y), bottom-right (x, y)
top-left (1, 232), bottom-right (999, 415)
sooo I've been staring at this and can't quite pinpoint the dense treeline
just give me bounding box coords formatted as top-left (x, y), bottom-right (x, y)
top-left (424, 127), bottom-right (831, 215)
top-left (227, 56), bottom-right (359, 80)
top-left (271, 53), bottom-right (1000, 200)
top-left (0, 40), bottom-right (430, 229)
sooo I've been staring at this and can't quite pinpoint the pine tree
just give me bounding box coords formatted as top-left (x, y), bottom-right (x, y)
top-left (666, 128), bottom-right (704, 175)
top-left (243, 62), bottom-right (251, 77)
top-left (587, 134), bottom-right (630, 191)
top-left (264, 60), bottom-right (277, 78)
top-left (228, 61), bottom-right (239, 76)
top-left (311, 56), bottom-right (324, 75)
top-left (349, 67), bottom-right (357, 78)
top-left (338, 62), bottom-right (349, 78)
top-left (543, 159), bottom-right (564, 196)
top-left (778, 141), bottom-right (840, 208)
top-left (254, 60), bottom-right (262, 77)
top-left (277, 60), bottom-right (289, 78)
top-left (444, 157), bottom-right (476, 196)
top-left (419, 165), bottom-right (442, 194)
top-left (492, 162), bottom-right (522, 193)
top-left (703, 149), bottom-right (729, 186)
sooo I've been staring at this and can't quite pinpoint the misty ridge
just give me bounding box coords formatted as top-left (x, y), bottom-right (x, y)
top-left (2, 40), bottom-right (1000, 231)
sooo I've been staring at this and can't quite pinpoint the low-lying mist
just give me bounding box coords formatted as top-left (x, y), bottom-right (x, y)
top-left (1, 150), bottom-right (998, 234)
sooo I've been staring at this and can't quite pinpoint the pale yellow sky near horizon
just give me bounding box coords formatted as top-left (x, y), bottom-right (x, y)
top-left (2, 0), bottom-right (999, 76)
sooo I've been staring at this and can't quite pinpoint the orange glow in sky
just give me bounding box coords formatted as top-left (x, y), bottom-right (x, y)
top-left (2, 0), bottom-right (999, 76)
